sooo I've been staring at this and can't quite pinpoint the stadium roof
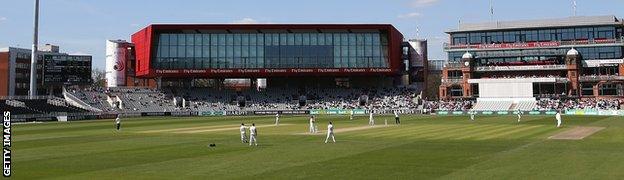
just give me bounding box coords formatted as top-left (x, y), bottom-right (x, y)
top-left (446, 15), bottom-right (623, 33)
top-left (142, 24), bottom-right (400, 34)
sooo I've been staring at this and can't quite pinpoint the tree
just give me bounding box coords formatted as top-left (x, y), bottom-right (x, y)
top-left (91, 68), bottom-right (106, 88)
top-left (425, 73), bottom-right (441, 100)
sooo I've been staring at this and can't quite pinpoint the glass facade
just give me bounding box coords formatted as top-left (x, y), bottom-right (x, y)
top-left (451, 26), bottom-right (622, 45)
top-left (448, 46), bottom-right (624, 63)
top-left (448, 25), bottom-right (624, 63)
top-left (153, 32), bottom-right (389, 69)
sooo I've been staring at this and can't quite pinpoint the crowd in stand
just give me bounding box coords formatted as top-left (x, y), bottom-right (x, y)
top-left (64, 86), bottom-right (623, 114)
top-left (423, 100), bottom-right (474, 111)
top-left (66, 86), bottom-right (420, 112)
top-left (367, 88), bottom-right (419, 110)
top-left (536, 98), bottom-right (623, 111)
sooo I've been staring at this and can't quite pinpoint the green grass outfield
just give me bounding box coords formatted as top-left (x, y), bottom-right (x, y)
top-left (12, 114), bottom-right (624, 179)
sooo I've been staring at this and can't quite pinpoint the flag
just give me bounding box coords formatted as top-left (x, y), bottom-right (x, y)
top-left (572, 0), bottom-right (577, 16)
top-left (489, 0), bottom-right (494, 20)
top-left (490, 1), bottom-right (494, 16)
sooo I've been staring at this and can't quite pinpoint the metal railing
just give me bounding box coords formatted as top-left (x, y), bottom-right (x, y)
top-left (0, 95), bottom-right (54, 100)
top-left (441, 78), bottom-right (463, 84)
top-left (444, 38), bottom-right (624, 50)
top-left (579, 75), bottom-right (624, 82)
top-left (445, 63), bottom-right (463, 69)
top-left (475, 49), bottom-right (568, 58)
top-left (475, 65), bottom-right (567, 71)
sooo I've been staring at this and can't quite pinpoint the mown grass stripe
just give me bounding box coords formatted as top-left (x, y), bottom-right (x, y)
top-left (387, 124), bottom-right (471, 140)
top-left (355, 124), bottom-right (440, 137)
top-left (350, 125), bottom-right (423, 137)
top-left (476, 125), bottom-right (548, 140)
top-left (176, 124), bottom-right (294, 134)
top-left (414, 124), bottom-right (499, 140)
top-left (506, 126), bottom-right (558, 140)
top-left (426, 124), bottom-right (505, 140)
top-left (452, 125), bottom-right (534, 140)
top-left (139, 124), bottom-right (237, 133)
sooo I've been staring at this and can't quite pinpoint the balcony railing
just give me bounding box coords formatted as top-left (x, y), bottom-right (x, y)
top-left (579, 75), bottom-right (624, 82)
top-left (475, 49), bottom-right (568, 58)
top-left (475, 65), bottom-right (567, 72)
top-left (0, 95), bottom-right (55, 100)
top-left (444, 63), bottom-right (463, 69)
top-left (444, 38), bottom-right (624, 51)
top-left (441, 78), bottom-right (463, 84)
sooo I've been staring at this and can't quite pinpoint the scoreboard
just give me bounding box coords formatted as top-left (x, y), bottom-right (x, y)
top-left (42, 54), bottom-right (92, 85)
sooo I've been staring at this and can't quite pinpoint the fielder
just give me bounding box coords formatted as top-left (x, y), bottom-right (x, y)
top-left (240, 123), bottom-right (248, 143)
top-left (115, 114), bottom-right (121, 131)
top-left (275, 113), bottom-right (280, 126)
top-left (394, 111), bottom-right (401, 125)
top-left (469, 110), bottom-right (476, 121)
top-left (349, 110), bottom-right (354, 120)
top-left (324, 122), bottom-right (336, 143)
top-left (249, 123), bottom-right (258, 146)
top-left (369, 111), bottom-right (375, 126)
top-left (309, 116), bottom-right (316, 133)
top-left (516, 108), bottom-right (523, 123)
top-left (556, 111), bottom-right (562, 128)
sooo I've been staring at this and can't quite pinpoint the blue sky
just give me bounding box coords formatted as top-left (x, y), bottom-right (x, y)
top-left (0, 0), bottom-right (623, 70)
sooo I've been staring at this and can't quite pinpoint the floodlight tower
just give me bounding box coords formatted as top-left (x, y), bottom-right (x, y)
top-left (29, 0), bottom-right (40, 97)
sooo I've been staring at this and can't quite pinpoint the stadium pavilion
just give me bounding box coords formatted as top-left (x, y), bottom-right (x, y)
top-left (440, 15), bottom-right (624, 110)
top-left (118, 24), bottom-right (426, 95)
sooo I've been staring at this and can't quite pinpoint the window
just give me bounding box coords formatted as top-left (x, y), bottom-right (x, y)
top-left (210, 34), bottom-right (217, 45)
top-left (152, 32), bottom-right (389, 69)
top-left (309, 34), bottom-right (316, 45)
top-left (469, 33), bottom-right (481, 44)
top-left (525, 30), bottom-right (538, 42)
top-left (596, 27), bottom-right (615, 39)
top-left (186, 46), bottom-right (195, 57)
top-left (241, 34), bottom-right (249, 46)
top-left (481, 33), bottom-right (491, 44)
top-left (317, 34), bottom-right (325, 45)
top-left (341, 34), bottom-right (349, 46)
top-left (575, 28), bottom-right (590, 40)
top-left (178, 34), bottom-right (186, 45)
top-left (490, 32), bottom-right (503, 43)
top-left (503, 31), bottom-right (516, 43)
top-left (561, 28), bottom-right (575, 41)
top-left (203, 34), bottom-right (210, 46)
top-left (538, 30), bottom-right (552, 42)
top-left (178, 46), bottom-right (186, 58)
top-left (347, 34), bottom-right (355, 46)
top-left (186, 35), bottom-right (195, 45)
top-left (249, 34), bottom-right (256, 45)
top-left (218, 34), bottom-right (226, 45)
top-left (287, 34), bottom-right (295, 45)
top-left (160, 34), bottom-right (170, 45)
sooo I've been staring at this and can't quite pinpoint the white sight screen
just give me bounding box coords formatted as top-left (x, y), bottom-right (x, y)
top-left (478, 82), bottom-right (533, 98)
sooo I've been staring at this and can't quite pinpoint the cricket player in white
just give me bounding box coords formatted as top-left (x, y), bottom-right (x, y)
top-left (556, 111), bottom-right (562, 128)
top-left (309, 116), bottom-right (316, 133)
top-left (394, 111), bottom-right (400, 125)
top-left (249, 123), bottom-right (258, 146)
top-left (240, 123), bottom-right (247, 143)
top-left (369, 111), bottom-right (375, 126)
top-left (516, 108), bottom-right (522, 123)
top-left (115, 114), bottom-right (121, 131)
top-left (275, 113), bottom-right (280, 126)
top-left (469, 110), bottom-right (475, 121)
top-left (324, 122), bottom-right (336, 143)
top-left (349, 110), bottom-right (354, 120)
